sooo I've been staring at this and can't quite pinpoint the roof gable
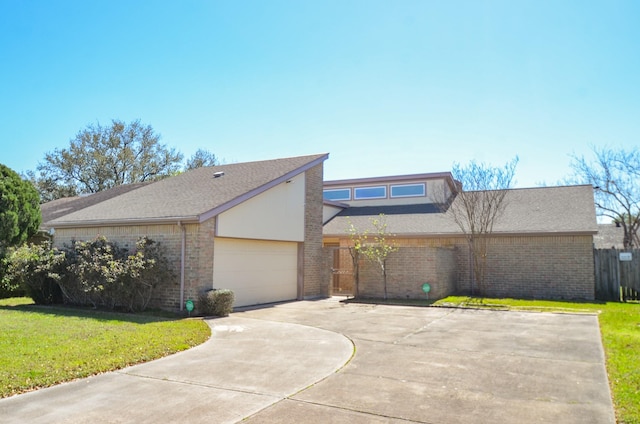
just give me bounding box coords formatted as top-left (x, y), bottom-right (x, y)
top-left (47, 153), bottom-right (328, 227)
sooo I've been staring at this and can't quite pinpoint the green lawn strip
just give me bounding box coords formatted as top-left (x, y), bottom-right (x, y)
top-left (0, 298), bottom-right (210, 398)
top-left (433, 296), bottom-right (640, 424)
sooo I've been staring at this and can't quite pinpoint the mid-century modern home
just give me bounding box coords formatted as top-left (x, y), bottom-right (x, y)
top-left (40, 153), bottom-right (599, 311)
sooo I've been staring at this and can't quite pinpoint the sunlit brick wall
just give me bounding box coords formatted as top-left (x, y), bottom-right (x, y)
top-left (303, 163), bottom-right (329, 298)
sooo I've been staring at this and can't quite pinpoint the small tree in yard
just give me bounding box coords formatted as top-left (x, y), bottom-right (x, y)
top-left (445, 157), bottom-right (518, 295)
top-left (360, 215), bottom-right (398, 300)
top-left (346, 218), bottom-right (369, 298)
top-left (347, 215), bottom-right (398, 299)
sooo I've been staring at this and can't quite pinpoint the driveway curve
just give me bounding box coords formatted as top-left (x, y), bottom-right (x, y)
top-left (0, 316), bottom-right (354, 424)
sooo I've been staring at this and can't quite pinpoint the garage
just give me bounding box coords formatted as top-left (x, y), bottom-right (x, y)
top-left (212, 238), bottom-right (299, 307)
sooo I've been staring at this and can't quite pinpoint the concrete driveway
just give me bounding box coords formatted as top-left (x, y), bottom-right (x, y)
top-left (0, 298), bottom-right (615, 423)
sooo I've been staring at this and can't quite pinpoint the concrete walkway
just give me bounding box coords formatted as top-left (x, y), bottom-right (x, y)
top-left (0, 298), bottom-right (616, 423)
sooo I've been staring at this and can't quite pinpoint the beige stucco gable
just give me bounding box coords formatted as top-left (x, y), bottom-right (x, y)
top-left (215, 172), bottom-right (306, 242)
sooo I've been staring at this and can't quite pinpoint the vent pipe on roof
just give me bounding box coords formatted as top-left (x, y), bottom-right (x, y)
top-left (213, 171), bottom-right (225, 178)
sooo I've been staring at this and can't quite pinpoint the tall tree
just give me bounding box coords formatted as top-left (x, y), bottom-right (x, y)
top-left (34, 119), bottom-right (183, 200)
top-left (446, 157), bottom-right (519, 295)
top-left (569, 146), bottom-right (640, 249)
top-left (185, 148), bottom-right (219, 170)
top-left (23, 170), bottom-right (78, 203)
top-left (0, 164), bottom-right (41, 258)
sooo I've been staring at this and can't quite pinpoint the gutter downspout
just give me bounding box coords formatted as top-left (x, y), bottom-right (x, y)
top-left (178, 221), bottom-right (186, 311)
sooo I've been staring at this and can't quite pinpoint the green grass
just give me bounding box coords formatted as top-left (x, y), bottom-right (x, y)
top-left (0, 297), bottom-right (211, 398)
top-left (434, 296), bottom-right (640, 424)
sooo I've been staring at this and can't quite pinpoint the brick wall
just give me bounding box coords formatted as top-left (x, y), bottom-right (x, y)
top-left (52, 220), bottom-right (218, 311)
top-left (324, 234), bottom-right (595, 301)
top-left (303, 163), bottom-right (329, 298)
top-left (455, 235), bottom-right (595, 300)
top-left (357, 245), bottom-right (457, 299)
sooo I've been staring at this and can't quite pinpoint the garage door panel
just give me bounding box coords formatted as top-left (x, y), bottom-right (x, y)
top-left (213, 238), bottom-right (298, 307)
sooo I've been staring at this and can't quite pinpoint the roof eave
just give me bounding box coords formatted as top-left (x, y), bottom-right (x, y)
top-left (324, 171), bottom-right (454, 187)
top-left (322, 230), bottom-right (598, 238)
top-left (47, 216), bottom-right (200, 229)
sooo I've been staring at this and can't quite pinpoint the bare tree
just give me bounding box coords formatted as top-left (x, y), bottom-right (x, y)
top-left (569, 146), bottom-right (640, 249)
top-left (446, 157), bottom-right (519, 295)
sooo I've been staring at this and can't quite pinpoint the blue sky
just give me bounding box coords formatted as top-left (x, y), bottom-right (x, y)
top-left (1, 0), bottom-right (638, 187)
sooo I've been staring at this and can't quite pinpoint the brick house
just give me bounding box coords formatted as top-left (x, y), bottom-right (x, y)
top-left (41, 154), bottom-right (328, 311)
top-left (323, 173), bottom-right (598, 300)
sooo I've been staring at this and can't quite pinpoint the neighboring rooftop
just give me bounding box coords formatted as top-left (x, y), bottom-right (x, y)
top-left (594, 224), bottom-right (626, 249)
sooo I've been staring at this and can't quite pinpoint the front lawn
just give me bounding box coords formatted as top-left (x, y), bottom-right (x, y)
top-left (0, 297), bottom-right (211, 398)
top-left (434, 296), bottom-right (640, 424)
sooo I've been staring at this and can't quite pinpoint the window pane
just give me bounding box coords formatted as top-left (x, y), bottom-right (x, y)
top-left (323, 189), bottom-right (351, 201)
top-left (390, 184), bottom-right (425, 198)
top-left (354, 186), bottom-right (386, 199)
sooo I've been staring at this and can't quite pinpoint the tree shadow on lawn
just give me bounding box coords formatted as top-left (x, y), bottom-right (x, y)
top-left (0, 302), bottom-right (182, 324)
top-left (340, 297), bottom-right (437, 307)
top-left (435, 296), bottom-right (609, 313)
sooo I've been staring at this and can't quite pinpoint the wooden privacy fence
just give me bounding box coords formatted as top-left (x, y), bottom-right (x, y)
top-left (594, 249), bottom-right (640, 301)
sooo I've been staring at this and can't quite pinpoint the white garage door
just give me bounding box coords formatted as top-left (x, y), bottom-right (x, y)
top-left (213, 238), bottom-right (298, 307)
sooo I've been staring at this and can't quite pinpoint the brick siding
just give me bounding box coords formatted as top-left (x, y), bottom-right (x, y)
top-left (52, 220), bottom-right (218, 311)
top-left (324, 234), bottom-right (595, 301)
top-left (303, 163), bottom-right (329, 298)
top-left (456, 235), bottom-right (595, 300)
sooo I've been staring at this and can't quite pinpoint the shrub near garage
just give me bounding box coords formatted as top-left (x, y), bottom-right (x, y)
top-left (198, 289), bottom-right (235, 317)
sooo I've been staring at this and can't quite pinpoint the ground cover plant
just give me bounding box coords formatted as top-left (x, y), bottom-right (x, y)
top-left (0, 297), bottom-right (210, 398)
top-left (433, 296), bottom-right (640, 424)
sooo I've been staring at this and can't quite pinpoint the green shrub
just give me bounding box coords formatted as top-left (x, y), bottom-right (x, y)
top-left (60, 236), bottom-right (173, 312)
top-left (2, 242), bottom-right (64, 304)
top-left (198, 289), bottom-right (234, 317)
top-left (1, 236), bottom-right (173, 311)
top-left (59, 236), bottom-right (173, 312)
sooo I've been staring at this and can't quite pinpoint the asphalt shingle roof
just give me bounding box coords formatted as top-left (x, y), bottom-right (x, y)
top-left (323, 185), bottom-right (597, 237)
top-left (594, 224), bottom-right (625, 249)
top-left (40, 182), bottom-right (150, 228)
top-left (46, 153), bottom-right (327, 226)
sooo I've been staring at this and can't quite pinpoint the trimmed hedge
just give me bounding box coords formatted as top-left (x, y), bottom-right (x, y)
top-left (198, 289), bottom-right (235, 317)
